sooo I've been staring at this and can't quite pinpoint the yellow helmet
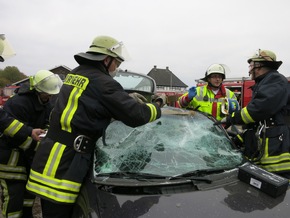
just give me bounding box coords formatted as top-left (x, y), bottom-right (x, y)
top-left (31, 70), bottom-right (63, 94)
top-left (74, 35), bottom-right (128, 64)
top-left (247, 49), bottom-right (282, 69)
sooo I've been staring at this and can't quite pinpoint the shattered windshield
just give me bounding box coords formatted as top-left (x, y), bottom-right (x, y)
top-left (94, 107), bottom-right (243, 177)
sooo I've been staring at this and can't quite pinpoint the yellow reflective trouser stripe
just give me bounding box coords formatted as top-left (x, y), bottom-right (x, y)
top-left (7, 211), bottom-right (22, 218)
top-left (27, 170), bottom-right (80, 203)
top-left (60, 87), bottom-right (83, 132)
top-left (259, 153), bottom-right (290, 164)
top-left (1, 179), bottom-right (24, 217)
top-left (240, 107), bottom-right (254, 124)
top-left (255, 138), bottom-right (290, 172)
top-left (146, 103), bottom-right (157, 122)
top-left (3, 120), bottom-right (24, 137)
top-left (0, 179), bottom-right (9, 215)
top-left (259, 138), bottom-right (290, 164)
top-left (43, 142), bottom-right (65, 177)
top-left (0, 171), bottom-right (26, 180)
top-left (0, 150), bottom-right (26, 180)
top-left (258, 162), bottom-right (290, 172)
top-left (23, 199), bottom-right (34, 207)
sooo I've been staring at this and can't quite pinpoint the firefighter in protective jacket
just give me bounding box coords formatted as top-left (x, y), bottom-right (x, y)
top-left (178, 63), bottom-right (239, 121)
top-left (1, 35), bottom-right (46, 143)
top-left (220, 49), bottom-right (290, 179)
top-left (0, 70), bottom-right (62, 218)
top-left (26, 35), bottom-right (165, 217)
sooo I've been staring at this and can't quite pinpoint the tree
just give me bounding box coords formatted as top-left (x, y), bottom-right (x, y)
top-left (0, 66), bottom-right (27, 88)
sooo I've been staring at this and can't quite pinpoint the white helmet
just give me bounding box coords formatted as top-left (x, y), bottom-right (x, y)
top-left (201, 64), bottom-right (230, 81)
top-left (31, 70), bottom-right (63, 94)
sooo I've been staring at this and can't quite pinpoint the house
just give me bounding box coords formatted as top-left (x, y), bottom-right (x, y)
top-left (147, 65), bottom-right (188, 106)
top-left (49, 65), bottom-right (71, 80)
top-left (147, 65), bottom-right (187, 91)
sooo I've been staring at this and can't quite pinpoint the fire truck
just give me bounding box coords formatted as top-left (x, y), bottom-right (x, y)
top-left (221, 77), bottom-right (255, 107)
top-left (0, 85), bottom-right (19, 107)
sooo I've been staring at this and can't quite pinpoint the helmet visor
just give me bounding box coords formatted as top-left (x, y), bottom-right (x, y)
top-left (108, 41), bottom-right (130, 62)
top-left (0, 34), bottom-right (16, 61)
top-left (35, 74), bottom-right (63, 95)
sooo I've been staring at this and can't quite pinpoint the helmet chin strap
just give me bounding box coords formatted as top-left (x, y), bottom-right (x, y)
top-left (102, 57), bottom-right (114, 73)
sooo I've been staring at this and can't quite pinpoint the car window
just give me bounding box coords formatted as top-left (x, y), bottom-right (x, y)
top-left (114, 70), bottom-right (156, 93)
top-left (94, 107), bottom-right (243, 178)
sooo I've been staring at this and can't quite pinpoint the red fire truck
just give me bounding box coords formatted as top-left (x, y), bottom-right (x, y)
top-left (221, 77), bottom-right (255, 107)
top-left (0, 85), bottom-right (19, 107)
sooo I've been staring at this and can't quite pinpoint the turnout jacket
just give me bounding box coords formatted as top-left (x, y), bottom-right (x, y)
top-left (178, 84), bottom-right (237, 121)
top-left (0, 87), bottom-right (52, 180)
top-left (230, 70), bottom-right (290, 174)
top-left (27, 63), bottom-right (162, 204)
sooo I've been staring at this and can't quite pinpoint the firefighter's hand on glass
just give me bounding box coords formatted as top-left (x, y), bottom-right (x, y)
top-left (152, 94), bottom-right (167, 107)
top-left (129, 92), bottom-right (148, 104)
top-left (214, 116), bottom-right (232, 129)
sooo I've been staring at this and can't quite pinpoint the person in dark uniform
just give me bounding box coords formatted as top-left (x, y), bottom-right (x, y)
top-left (26, 35), bottom-right (166, 218)
top-left (221, 49), bottom-right (290, 179)
top-left (1, 35), bottom-right (45, 142)
top-left (0, 70), bottom-right (62, 218)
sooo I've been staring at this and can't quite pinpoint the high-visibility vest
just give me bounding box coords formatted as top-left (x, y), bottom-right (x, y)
top-left (178, 85), bottom-right (237, 121)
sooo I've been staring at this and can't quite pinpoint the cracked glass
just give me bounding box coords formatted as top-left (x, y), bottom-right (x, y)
top-left (94, 108), bottom-right (243, 177)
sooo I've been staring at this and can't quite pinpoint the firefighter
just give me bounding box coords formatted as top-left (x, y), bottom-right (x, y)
top-left (178, 63), bottom-right (239, 121)
top-left (0, 70), bottom-right (63, 218)
top-left (26, 35), bottom-right (165, 218)
top-left (220, 49), bottom-right (290, 179)
top-left (1, 36), bottom-right (45, 141)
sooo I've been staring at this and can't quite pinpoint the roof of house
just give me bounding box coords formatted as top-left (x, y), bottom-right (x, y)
top-left (147, 66), bottom-right (188, 88)
top-left (49, 65), bottom-right (71, 80)
top-left (11, 65), bottom-right (71, 86)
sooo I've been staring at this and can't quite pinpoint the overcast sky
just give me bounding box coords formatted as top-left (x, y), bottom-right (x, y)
top-left (1, 0), bottom-right (290, 87)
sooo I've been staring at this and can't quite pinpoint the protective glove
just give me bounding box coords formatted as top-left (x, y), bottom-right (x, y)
top-left (188, 86), bottom-right (197, 100)
top-left (213, 116), bottom-right (232, 129)
top-left (152, 94), bottom-right (167, 107)
top-left (129, 92), bottom-right (148, 104)
top-left (228, 99), bottom-right (240, 114)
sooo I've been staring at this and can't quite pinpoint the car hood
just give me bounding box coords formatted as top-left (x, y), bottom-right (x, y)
top-left (74, 170), bottom-right (290, 218)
